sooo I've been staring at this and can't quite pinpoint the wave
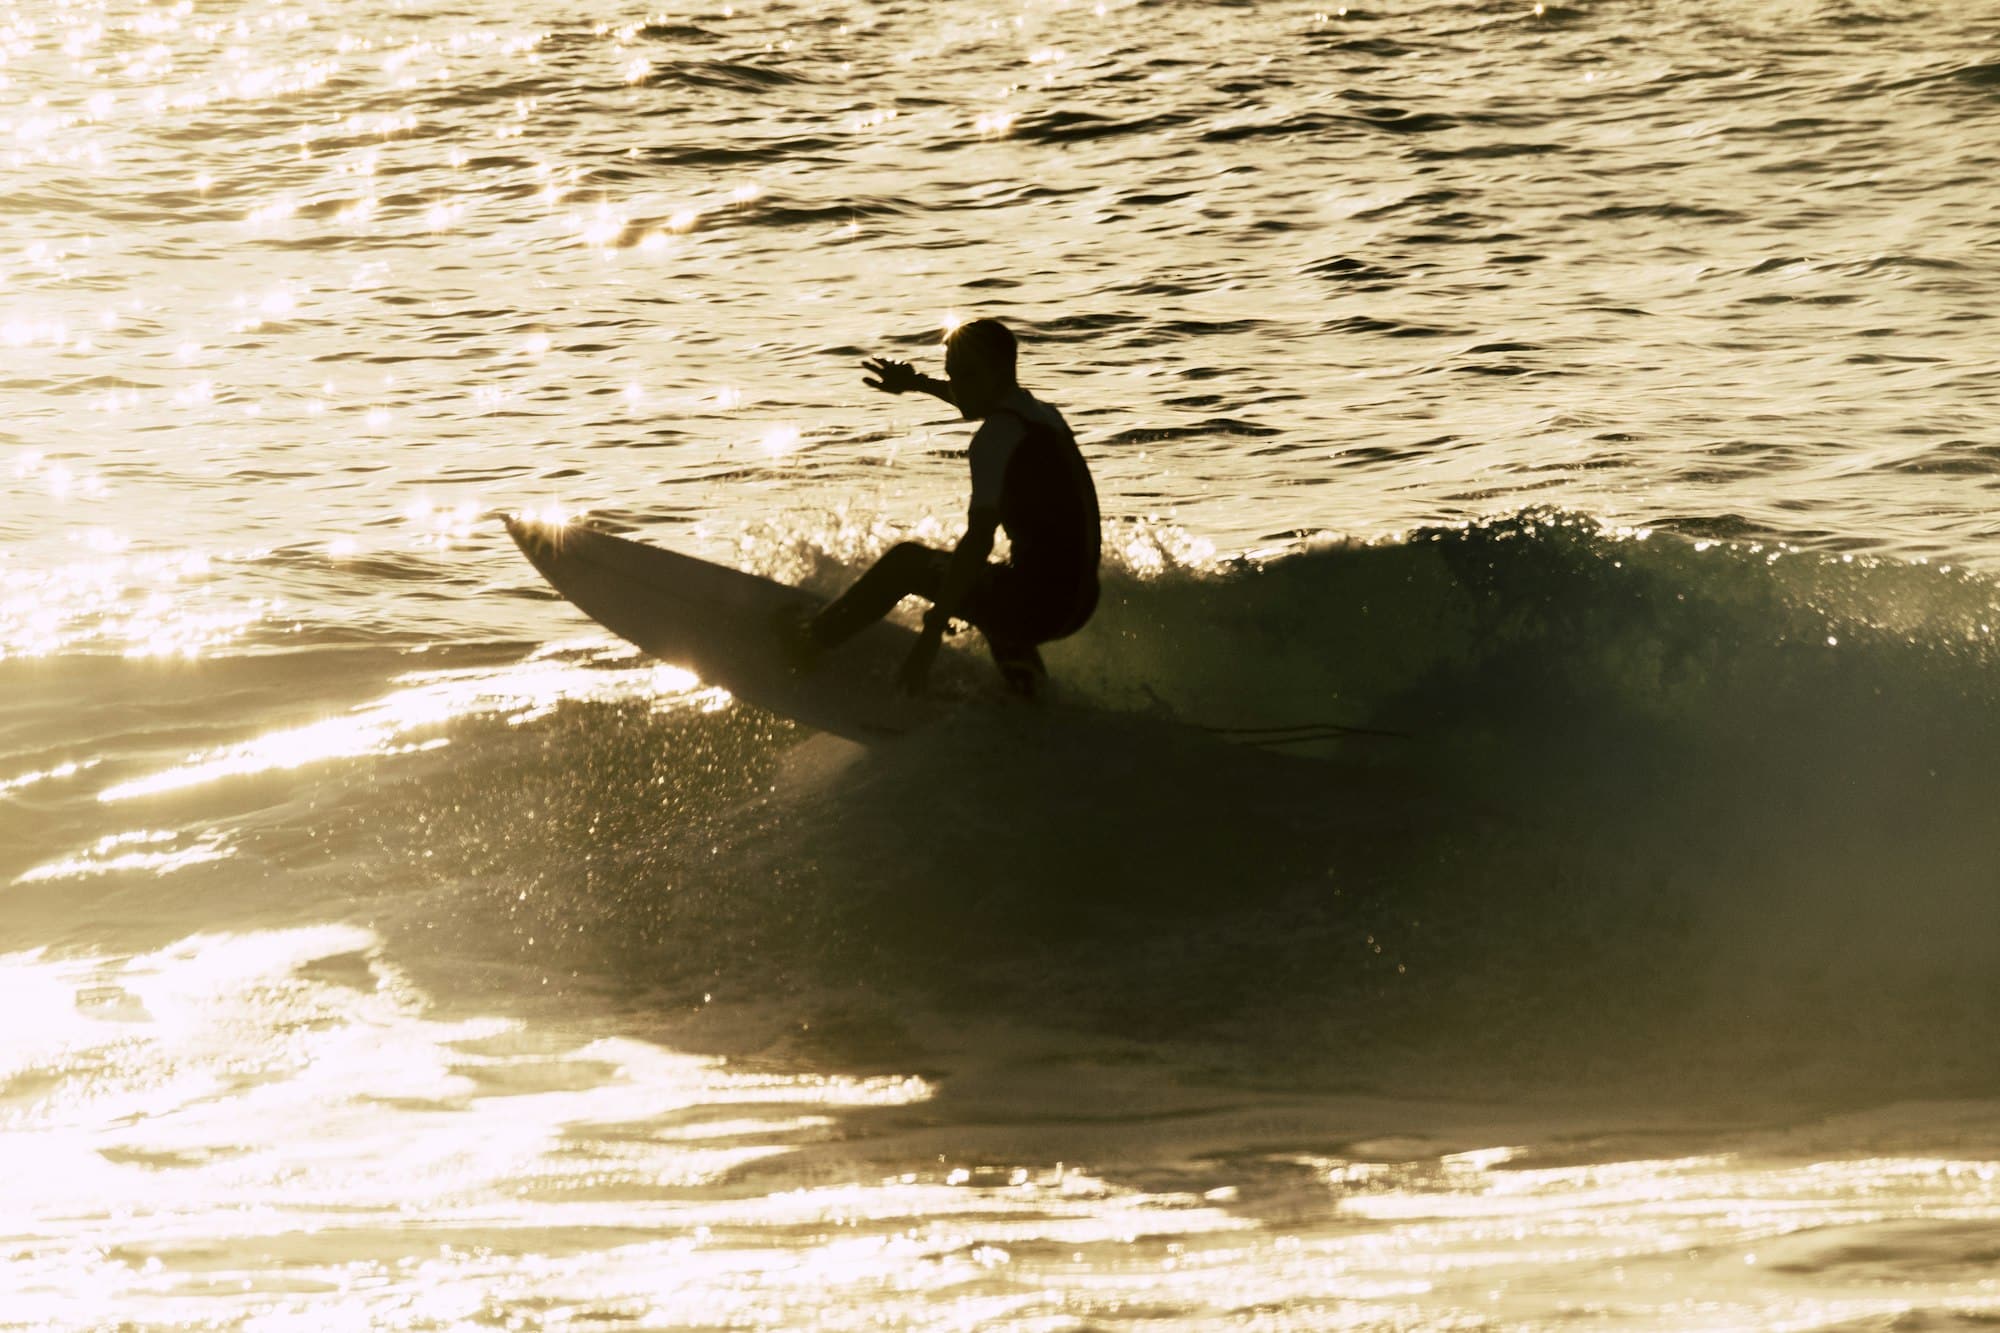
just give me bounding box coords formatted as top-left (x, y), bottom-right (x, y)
top-left (1011, 109), bottom-right (1196, 145)
top-left (26, 513), bottom-right (2000, 1102)
top-left (1041, 514), bottom-right (2000, 1080)
top-left (639, 58), bottom-right (813, 91)
top-left (1199, 108), bottom-right (1458, 144)
top-left (271, 514), bottom-right (1979, 1095)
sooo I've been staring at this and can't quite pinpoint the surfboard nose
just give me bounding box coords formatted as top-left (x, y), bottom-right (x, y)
top-left (506, 513), bottom-right (568, 549)
top-left (506, 512), bottom-right (578, 548)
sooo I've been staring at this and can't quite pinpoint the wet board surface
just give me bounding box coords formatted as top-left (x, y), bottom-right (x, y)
top-left (506, 517), bottom-right (982, 743)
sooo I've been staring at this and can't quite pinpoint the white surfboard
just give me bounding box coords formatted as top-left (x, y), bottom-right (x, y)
top-left (506, 516), bottom-right (983, 743)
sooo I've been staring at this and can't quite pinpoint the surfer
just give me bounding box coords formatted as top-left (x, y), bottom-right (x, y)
top-left (790, 318), bottom-right (1100, 698)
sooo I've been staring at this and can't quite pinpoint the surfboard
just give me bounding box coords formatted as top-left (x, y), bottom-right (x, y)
top-left (506, 517), bottom-right (980, 743)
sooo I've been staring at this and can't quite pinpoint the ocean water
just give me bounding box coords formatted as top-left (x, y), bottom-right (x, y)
top-left (6, 0), bottom-right (2000, 1326)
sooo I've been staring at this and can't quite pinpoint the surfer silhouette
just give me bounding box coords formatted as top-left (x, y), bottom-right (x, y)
top-left (789, 318), bottom-right (1100, 698)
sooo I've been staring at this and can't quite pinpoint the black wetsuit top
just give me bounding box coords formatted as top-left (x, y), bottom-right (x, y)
top-left (807, 395), bottom-right (1101, 663)
top-left (989, 406), bottom-right (1101, 597)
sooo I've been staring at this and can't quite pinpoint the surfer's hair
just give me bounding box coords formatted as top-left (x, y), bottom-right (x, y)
top-left (946, 318), bottom-right (1017, 380)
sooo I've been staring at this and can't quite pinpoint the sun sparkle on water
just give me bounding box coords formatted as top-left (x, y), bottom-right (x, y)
top-left (0, 923), bottom-right (937, 1325)
top-left (94, 656), bottom-right (704, 804)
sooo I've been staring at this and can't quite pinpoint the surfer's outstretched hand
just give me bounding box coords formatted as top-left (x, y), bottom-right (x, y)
top-left (862, 357), bottom-right (918, 394)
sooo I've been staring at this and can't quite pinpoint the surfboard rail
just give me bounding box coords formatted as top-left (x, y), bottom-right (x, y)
top-left (506, 516), bottom-right (969, 742)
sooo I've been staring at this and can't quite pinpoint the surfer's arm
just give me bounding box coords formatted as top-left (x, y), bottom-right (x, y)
top-left (862, 357), bottom-right (955, 407)
top-left (898, 510), bottom-right (998, 694)
top-left (930, 510), bottom-right (998, 631)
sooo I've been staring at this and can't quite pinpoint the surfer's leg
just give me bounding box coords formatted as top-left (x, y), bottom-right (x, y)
top-left (967, 569), bottom-right (1095, 697)
top-left (808, 542), bottom-right (949, 649)
top-left (964, 569), bottom-right (1052, 699)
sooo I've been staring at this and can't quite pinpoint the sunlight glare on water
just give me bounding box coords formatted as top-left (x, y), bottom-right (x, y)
top-left (0, 926), bottom-right (941, 1329)
top-left (91, 652), bottom-right (705, 803)
top-left (10, 917), bottom-right (2000, 1329)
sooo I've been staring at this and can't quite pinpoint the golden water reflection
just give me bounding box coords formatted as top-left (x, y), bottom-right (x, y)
top-left (0, 541), bottom-right (257, 662)
top-left (0, 924), bottom-right (935, 1325)
top-left (98, 652), bottom-right (706, 803)
top-left (15, 826), bottom-right (230, 884)
top-left (7, 923), bottom-right (2000, 1327)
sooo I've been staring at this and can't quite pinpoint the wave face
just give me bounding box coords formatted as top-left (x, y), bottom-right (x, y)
top-left (1059, 514), bottom-right (2000, 1091)
top-left (11, 511), bottom-right (1998, 1099)
top-left (200, 513), bottom-right (1984, 1103)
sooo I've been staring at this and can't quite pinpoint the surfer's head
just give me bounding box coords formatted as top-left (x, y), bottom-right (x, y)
top-left (943, 318), bottom-right (1017, 420)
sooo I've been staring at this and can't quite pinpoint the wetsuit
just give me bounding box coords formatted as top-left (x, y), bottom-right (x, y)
top-left (810, 389), bottom-right (1100, 684)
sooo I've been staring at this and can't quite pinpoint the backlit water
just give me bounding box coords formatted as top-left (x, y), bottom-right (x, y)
top-left (6, 0), bottom-right (2000, 1327)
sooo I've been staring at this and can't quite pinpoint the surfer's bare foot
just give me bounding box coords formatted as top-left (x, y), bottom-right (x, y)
top-left (775, 605), bottom-right (824, 674)
top-left (994, 647), bottom-right (1046, 701)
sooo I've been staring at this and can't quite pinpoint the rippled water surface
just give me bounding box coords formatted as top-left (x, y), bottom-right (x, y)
top-left (6, 0), bottom-right (2000, 1328)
